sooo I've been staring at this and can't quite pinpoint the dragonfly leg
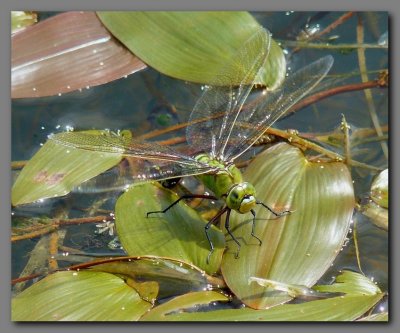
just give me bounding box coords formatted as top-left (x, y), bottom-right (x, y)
top-left (256, 200), bottom-right (291, 217)
top-left (147, 194), bottom-right (218, 217)
top-left (250, 209), bottom-right (262, 246)
top-left (224, 209), bottom-right (241, 258)
top-left (205, 206), bottom-right (228, 264)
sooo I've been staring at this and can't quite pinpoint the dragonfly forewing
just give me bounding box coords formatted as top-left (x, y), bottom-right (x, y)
top-left (223, 55), bottom-right (334, 162)
top-left (185, 27), bottom-right (271, 160)
top-left (49, 131), bottom-right (217, 191)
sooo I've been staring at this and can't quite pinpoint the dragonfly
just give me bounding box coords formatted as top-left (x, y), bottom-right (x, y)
top-left (49, 27), bottom-right (333, 262)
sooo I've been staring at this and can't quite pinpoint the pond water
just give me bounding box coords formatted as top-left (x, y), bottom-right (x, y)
top-left (11, 11), bottom-right (388, 318)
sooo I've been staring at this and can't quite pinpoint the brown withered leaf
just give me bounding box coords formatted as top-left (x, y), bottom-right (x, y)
top-left (12, 11), bottom-right (146, 99)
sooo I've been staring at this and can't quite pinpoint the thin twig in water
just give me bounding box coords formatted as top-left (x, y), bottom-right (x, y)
top-left (356, 14), bottom-right (388, 160)
top-left (11, 215), bottom-right (113, 242)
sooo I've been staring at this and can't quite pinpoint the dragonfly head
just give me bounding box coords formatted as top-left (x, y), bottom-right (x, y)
top-left (226, 182), bottom-right (256, 214)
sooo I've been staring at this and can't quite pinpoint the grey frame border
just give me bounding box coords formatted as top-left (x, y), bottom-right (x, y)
top-left (2, 1), bottom-right (396, 333)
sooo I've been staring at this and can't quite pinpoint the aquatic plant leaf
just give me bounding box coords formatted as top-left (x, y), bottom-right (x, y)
top-left (11, 11), bottom-right (37, 34)
top-left (12, 11), bottom-right (146, 98)
top-left (313, 270), bottom-right (381, 295)
top-left (139, 271), bottom-right (383, 321)
top-left (221, 143), bottom-right (355, 309)
top-left (12, 271), bottom-right (152, 321)
top-left (362, 201), bottom-right (388, 231)
top-left (12, 130), bottom-right (124, 206)
top-left (86, 256), bottom-right (218, 300)
top-left (97, 11), bottom-right (286, 88)
top-left (140, 291), bottom-right (229, 321)
top-left (115, 183), bottom-right (225, 275)
top-left (370, 168), bottom-right (388, 208)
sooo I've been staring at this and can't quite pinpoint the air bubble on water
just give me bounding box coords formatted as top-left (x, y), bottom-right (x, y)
top-left (55, 125), bottom-right (61, 129)
top-left (99, 62), bottom-right (104, 66)
top-left (58, 93), bottom-right (62, 96)
top-left (32, 87), bottom-right (37, 91)
top-left (41, 126), bottom-right (45, 130)
top-left (72, 272), bottom-right (78, 276)
top-left (93, 49), bottom-right (97, 54)
top-left (67, 85), bottom-right (71, 89)
top-left (86, 86), bottom-right (90, 90)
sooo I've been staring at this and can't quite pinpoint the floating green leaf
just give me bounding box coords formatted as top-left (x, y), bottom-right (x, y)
top-left (140, 291), bottom-right (229, 321)
top-left (87, 256), bottom-right (219, 300)
top-left (115, 183), bottom-right (225, 275)
top-left (313, 270), bottom-right (381, 295)
top-left (370, 168), bottom-right (388, 208)
top-left (12, 130), bottom-right (126, 206)
top-left (12, 271), bottom-right (152, 321)
top-left (97, 11), bottom-right (286, 88)
top-left (11, 11), bottom-right (37, 34)
top-left (140, 271), bottom-right (383, 321)
top-left (362, 201), bottom-right (388, 231)
top-left (221, 143), bottom-right (355, 309)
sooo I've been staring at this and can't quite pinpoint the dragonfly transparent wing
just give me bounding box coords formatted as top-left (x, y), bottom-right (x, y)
top-left (186, 27), bottom-right (271, 160)
top-left (49, 131), bottom-right (217, 186)
top-left (223, 55), bottom-right (334, 162)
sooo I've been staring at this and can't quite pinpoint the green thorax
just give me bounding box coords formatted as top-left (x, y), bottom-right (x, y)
top-left (195, 153), bottom-right (257, 214)
top-left (195, 153), bottom-right (243, 198)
